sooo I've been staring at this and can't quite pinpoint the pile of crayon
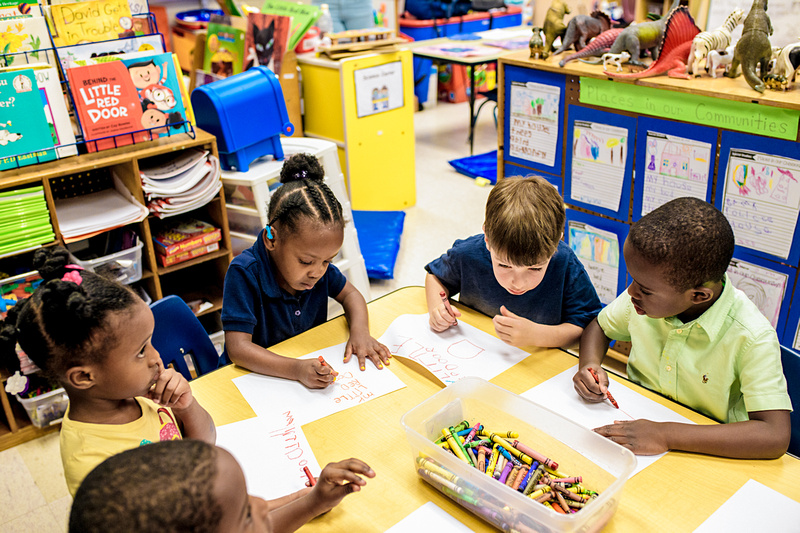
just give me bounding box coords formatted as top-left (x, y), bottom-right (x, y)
top-left (424, 420), bottom-right (600, 518)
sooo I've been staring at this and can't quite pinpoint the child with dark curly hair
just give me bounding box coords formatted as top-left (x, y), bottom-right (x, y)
top-left (0, 247), bottom-right (215, 495)
top-left (222, 153), bottom-right (389, 387)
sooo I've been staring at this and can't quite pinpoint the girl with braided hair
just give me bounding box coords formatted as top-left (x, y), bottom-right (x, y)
top-left (222, 153), bottom-right (390, 386)
top-left (0, 247), bottom-right (215, 495)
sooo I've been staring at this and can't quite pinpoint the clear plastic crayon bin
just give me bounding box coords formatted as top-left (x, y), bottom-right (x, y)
top-left (401, 378), bottom-right (637, 533)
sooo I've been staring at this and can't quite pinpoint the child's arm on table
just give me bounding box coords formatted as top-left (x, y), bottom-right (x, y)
top-left (493, 306), bottom-right (583, 348)
top-left (425, 273), bottom-right (461, 331)
top-left (335, 281), bottom-right (390, 371)
top-left (225, 331), bottom-right (335, 389)
top-left (147, 366), bottom-right (216, 443)
top-left (267, 459), bottom-right (375, 533)
top-left (572, 317), bottom-right (613, 403)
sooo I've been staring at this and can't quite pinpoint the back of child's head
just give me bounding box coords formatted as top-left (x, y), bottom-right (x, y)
top-left (484, 176), bottom-right (565, 266)
top-left (0, 247), bottom-right (138, 382)
top-left (628, 197), bottom-right (734, 291)
top-left (267, 152), bottom-right (344, 236)
top-left (69, 440), bottom-right (222, 533)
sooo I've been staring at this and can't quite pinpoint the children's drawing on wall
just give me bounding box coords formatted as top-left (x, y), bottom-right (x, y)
top-left (567, 221), bottom-right (620, 304)
top-left (727, 259), bottom-right (788, 329)
top-left (569, 121), bottom-right (627, 212)
top-left (641, 131), bottom-right (712, 216)
top-left (508, 81), bottom-right (560, 167)
top-left (722, 149), bottom-right (800, 260)
top-left (354, 60), bottom-right (403, 118)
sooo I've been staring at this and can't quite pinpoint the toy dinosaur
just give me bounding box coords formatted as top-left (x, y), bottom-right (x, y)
top-left (529, 26), bottom-right (545, 59)
top-left (606, 0), bottom-right (681, 67)
top-left (552, 11), bottom-right (614, 55)
top-left (558, 28), bottom-right (624, 66)
top-left (542, 0), bottom-right (570, 59)
top-left (605, 7), bottom-right (699, 79)
top-left (725, 0), bottom-right (773, 93)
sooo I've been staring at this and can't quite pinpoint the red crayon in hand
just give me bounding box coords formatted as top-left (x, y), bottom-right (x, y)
top-left (318, 355), bottom-right (339, 377)
top-left (439, 291), bottom-right (458, 325)
top-left (303, 466), bottom-right (316, 487)
top-left (588, 367), bottom-right (619, 409)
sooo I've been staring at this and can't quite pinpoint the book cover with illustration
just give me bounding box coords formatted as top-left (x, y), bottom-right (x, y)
top-left (0, 0), bottom-right (36, 18)
top-left (56, 34), bottom-right (164, 71)
top-left (260, 0), bottom-right (319, 50)
top-left (244, 13), bottom-right (290, 75)
top-left (50, 0), bottom-right (149, 17)
top-left (0, 68), bottom-right (56, 170)
top-left (50, 0), bottom-right (134, 47)
top-left (67, 51), bottom-right (188, 152)
top-left (0, 16), bottom-right (56, 67)
top-left (203, 21), bottom-right (245, 79)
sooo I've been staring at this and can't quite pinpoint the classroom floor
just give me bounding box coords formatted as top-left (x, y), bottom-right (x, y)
top-left (0, 98), bottom-right (500, 532)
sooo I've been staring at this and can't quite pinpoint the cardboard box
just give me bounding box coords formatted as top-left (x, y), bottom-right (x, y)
top-left (153, 218), bottom-right (221, 256)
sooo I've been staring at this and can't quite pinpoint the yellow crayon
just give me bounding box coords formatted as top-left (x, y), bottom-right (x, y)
top-left (477, 448), bottom-right (486, 473)
top-left (528, 486), bottom-right (552, 499)
top-left (489, 434), bottom-right (533, 465)
top-left (416, 457), bottom-right (459, 484)
top-left (486, 445), bottom-right (500, 477)
top-left (442, 428), bottom-right (470, 464)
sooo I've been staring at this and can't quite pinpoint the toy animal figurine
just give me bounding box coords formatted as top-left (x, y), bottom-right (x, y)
top-left (706, 44), bottom-right (735, 77)
top-left (542, 0), bottom-right (570, 59)
top-left (602, 51), bottom-right (631, 71)
top-left (529, 26), bottom-right (545, 59)
top-left (686, 8), bottom-right (743, 76)
top-left (552, 11), bottom-right (614, 55)
top-left (559, 28), bottom-right (624, 66)
top-left (773, 41), bottom-right (800, 83)
top-left (606, 0), bottom-right (681, 67)
top-left (726, 0), bottom-right (773, 93)
top-left (764, 72), bottom-right (788, 90)
top-left (605, 7), bottom-right (700, 79)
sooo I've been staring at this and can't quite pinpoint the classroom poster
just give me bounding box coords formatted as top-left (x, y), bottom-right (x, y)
top-left (508, 81), bottom-right (560, 168)
top-left (721, 149), bottom-right (800, 260)
top-left (569, 120), bottom-right (628, 212)
top-left (641, 131), bottom-right (712, 216)
top-left (354, 60), bottom-right (403, 118)
top-left (568, 221), bottom-right (621, 305)
top-left (727, 258), bottom-right (789, 330)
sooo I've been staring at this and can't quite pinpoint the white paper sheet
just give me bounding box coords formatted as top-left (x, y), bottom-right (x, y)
top-left (727, 258), bottom-right (789, 329)
top-left (233, 343), bottom-right (406, 424)
top-left (521, 366), bottom-right (694, 476)
top-left (216, 411), bottom-right (321, 501)
top-left (378, 314), bottom-right (530, 386)
top-left (385, 502), bottom-right (474, 532)
top-left (568, 221), bottom-right (621, 305)
top-left (570, 121), bottom-right (629, 212)
top-left (508, 81), bottom-right (561, 168)
top-left (694, 479), bottom-right (800, 532)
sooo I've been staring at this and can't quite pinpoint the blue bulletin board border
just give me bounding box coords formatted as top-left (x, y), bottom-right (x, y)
top-left (564, 105), bottom-right (635, 221)
top-left (503, 162), bottom-right (562, 192)
top-left (783, 274), bottom-right (800, 350)
top-left (502, 65), bottom-right (565, 177)
top-left (564, 209), bottom-right (630, 304)
top-left (633, 117), bottom-right (717, 221)
top-left (714, 131), bottom-right (800, 266)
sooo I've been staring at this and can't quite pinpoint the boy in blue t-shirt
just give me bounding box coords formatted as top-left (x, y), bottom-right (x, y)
top-left (425, 176), bottom-right (602, 348)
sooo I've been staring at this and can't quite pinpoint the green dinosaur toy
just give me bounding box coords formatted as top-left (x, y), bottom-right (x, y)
top-left (606, 0), bottom-right (680, 67)
top-left (542, 0), bottom-right (570, 59)
top-left (725, 0), bottom-right (773, 93)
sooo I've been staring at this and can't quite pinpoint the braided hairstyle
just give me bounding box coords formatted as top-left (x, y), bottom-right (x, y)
top-left (69, 440), bottom-right (223, 533)
top-left (266, 153), bottom-right (345, 236)
top-left (0, 247), bottom-right (138, 382)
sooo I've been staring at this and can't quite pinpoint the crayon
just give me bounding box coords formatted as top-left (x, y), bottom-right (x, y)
top-left (551, 476), bottom-right (582, 484)
top-left (464, 422), bottom-right (483, 443)
top-left (588, 367), bottom-right (619, 409)
top-left (467, 447), bottom-right (479, 467)
top-left (479, 429), bottom-right (519, 439)
top-left (477, 447), bottom-right (486, 473)
top-left (442, 428), bottom-right (470, 465)
top-left (493, 456), bottom-right (506, 479)
top-left (534, 492), bottom-right (555, 503)
top-left (523, 465), bottom-right (545, 496)
top-left (449, 426), bottom-right (475, 467)
top-left (489, 434), bottom-right (535, 466)
top-left (486, 445), bottom-right (500, 477)
top-left (416, 457), bottom-right (458, 484)
top-left (418, 468), bottom-right (464, 495)
top-left (501, 463), bottom-right (517, 485)
top-left (511, 465), bottom-right (528, 490)
top-left (439, 291), bottom-right (458, 325)
top-left (566, 500), bottom-right (587, 509)
top-left (555, 489), bottom-right (570, 513)
top-left (512, 440), bottom-right (558, 470)
top-left (517, 461), bottom-right (538, 492)
top-left (303, 466), bottom-right (316, 487)
top-left (497, 445), bottom-right (522, 467)
top-left (317, 355), bottom-right (338, 377)
top-left (434, 420), bottom-right (470, 443)
top-left (464, 439), bottom-right (491, 449)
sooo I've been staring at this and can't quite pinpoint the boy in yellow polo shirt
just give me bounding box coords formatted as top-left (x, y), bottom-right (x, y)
top-left (574, 197), bottom-right (792, 459)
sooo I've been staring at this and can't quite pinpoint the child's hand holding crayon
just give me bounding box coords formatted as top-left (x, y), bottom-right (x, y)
top-left (429, 291), bottom-right (462, 332)
top-left (573, 365), bottom-right (612, 405)
top-left (298, 357), bottom-right (337, 389)
top-left (306, 459), bottom-right (375, 515)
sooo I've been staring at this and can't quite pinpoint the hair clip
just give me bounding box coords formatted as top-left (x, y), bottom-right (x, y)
top-left (265, 225), bottom-right (274, 239)
top-left (296, 170), bottom-right (307, 179)
top-left (5, 371), bottom-right (29, 396)
top-left (62, 271), bottom-right (83, 286)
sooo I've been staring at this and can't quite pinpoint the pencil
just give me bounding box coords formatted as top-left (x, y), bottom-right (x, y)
top-left (303, 466), bottom-right (316, 486)
top-left (439, 291), bottom-right (458, 325)
top-left (588, 367), bottom-right (619, 409)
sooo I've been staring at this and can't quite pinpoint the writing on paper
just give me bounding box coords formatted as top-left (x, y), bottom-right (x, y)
top-left (570, 120), bottom-right (628, 212)
top-left (332, 372), bottom-right (375, 404)
top-left (270, 410), bottom-right (311, 483)
top-left (509, 81), bottom-right (560, 167)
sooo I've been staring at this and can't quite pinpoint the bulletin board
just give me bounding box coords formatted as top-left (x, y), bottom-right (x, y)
top-left (714, 131), bottom-right (800, 265)
top-left (564, 105), bottom-right (635, 222)
top-left (633, 117), bottom-right (717, 221)
top-left (503, 65), bottom-right (566, 177)
top-left (783, 283), bottom-right (800, 350)
top-left (503, 162), bottom-right (562, 191)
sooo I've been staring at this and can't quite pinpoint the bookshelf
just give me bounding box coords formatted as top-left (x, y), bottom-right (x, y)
top-left (0, 128), bottom-right (233, 451)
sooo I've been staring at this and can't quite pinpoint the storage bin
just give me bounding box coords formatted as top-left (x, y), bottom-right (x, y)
top-left (400, 6), bottom-right (522, 41)
top-left (75, 239), bottom-right (144, 285)
top-left (17, 387), bottom-right (69, 428)
top-left (401, 377), bottom-right (636, 533)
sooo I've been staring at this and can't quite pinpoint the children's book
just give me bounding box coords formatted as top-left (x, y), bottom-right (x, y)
top-left (0, 0), bottom-right (37, 18)
top-left (49, 0), bottom-right (134, 47)
top-left (244, 13), bottom-right (290, 75)
top-left (151, 217), bottom-right (221, 256)
top-left (203, 21), bottom-right (246, 79)
top-left (56, 34), bottom-right (164, 71)
top-left (260, 0), bottom-right (319, 50)
top-left (0, 68), bottom-right (56, 170)
top-left (49, 0), bottom-right (149, 17)
top-left (0, 16), bottom-right (56, 67)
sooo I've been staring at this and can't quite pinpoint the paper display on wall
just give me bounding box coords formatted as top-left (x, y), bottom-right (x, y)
top-left (569, 120), bottom-right (628, 211)
top-left (508, 81), bottom-right (560, 167)
top-left (721, 149), bottom-right (800, 259)
top-left (568, 221), bottom-right (621, 305)
top-left (727, 258), bottom-right (788, 329)
top-left (641, 131), bottom-right (712, 216)
top-left (354, 60), bottom-right (403, 118)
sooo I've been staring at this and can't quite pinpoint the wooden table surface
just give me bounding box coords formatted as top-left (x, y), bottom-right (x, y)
top-left (191, 286), bottom-right (800, 532)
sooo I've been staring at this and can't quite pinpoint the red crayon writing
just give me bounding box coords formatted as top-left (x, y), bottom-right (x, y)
top-left (588, 368), bottom-right (619, 409)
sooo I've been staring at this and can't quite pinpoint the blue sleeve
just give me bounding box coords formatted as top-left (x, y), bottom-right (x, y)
top-left (326, 263), bottom-right (348, 297)
top-left (561, 250), bottom-right (603, 328)
top-left (424, 244), bottom-right (464, 297)
top-left (221, 263), bottom-right (258, 334)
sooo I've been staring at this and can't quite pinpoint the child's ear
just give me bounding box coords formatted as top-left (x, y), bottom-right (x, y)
top-left (689, 285), bottom-right (715, 305)
top-left (262, 227), bottom-right (276, 250)
top-left (65, 366), bottom-right (96, 390)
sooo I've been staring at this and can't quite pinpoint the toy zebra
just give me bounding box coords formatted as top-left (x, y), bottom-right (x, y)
top-left (687, 8), bottom-right (744, 76)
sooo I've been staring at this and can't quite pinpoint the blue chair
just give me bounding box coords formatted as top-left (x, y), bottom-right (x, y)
top-left (150, 295), bottom-right (220, 381)
top-left (781, 345), bottom-right (800, 457)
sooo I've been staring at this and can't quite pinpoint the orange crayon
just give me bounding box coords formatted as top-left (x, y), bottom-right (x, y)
top-left (588, 367), bottom-right (619, 409)
top-left (318, 355), bottom-right (339, 377)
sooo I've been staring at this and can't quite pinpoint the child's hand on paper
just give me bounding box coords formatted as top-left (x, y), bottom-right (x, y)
top-left (147, 363), bottom-right (194, 410)
top-left (593, 419), bottom-right (668, 455)
top-left (308, 459), bottom-right (375, 515)
top-left (429, 302), bottom-right (461, 332)
top-left (492, 306), bottom-right (535, 347)
top-left (344, 331), bottom-right (391, 371)
top-left (298, 358), bottom-right (336, 389)
top-left (573, 365), bottom-right (608, 403)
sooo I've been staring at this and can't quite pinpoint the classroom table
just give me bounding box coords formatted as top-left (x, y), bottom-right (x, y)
top-left (191, 286), bottom-right (800, 532)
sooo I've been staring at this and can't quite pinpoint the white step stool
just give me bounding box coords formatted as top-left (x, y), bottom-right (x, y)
top-left (220, 138), bottom-right (370, 317)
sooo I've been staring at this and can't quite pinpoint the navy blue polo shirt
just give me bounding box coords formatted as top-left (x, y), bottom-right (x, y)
top-left (222, 229), bottom-right (347, 349)
top-left (425, 234), bottom-right (602, 327)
